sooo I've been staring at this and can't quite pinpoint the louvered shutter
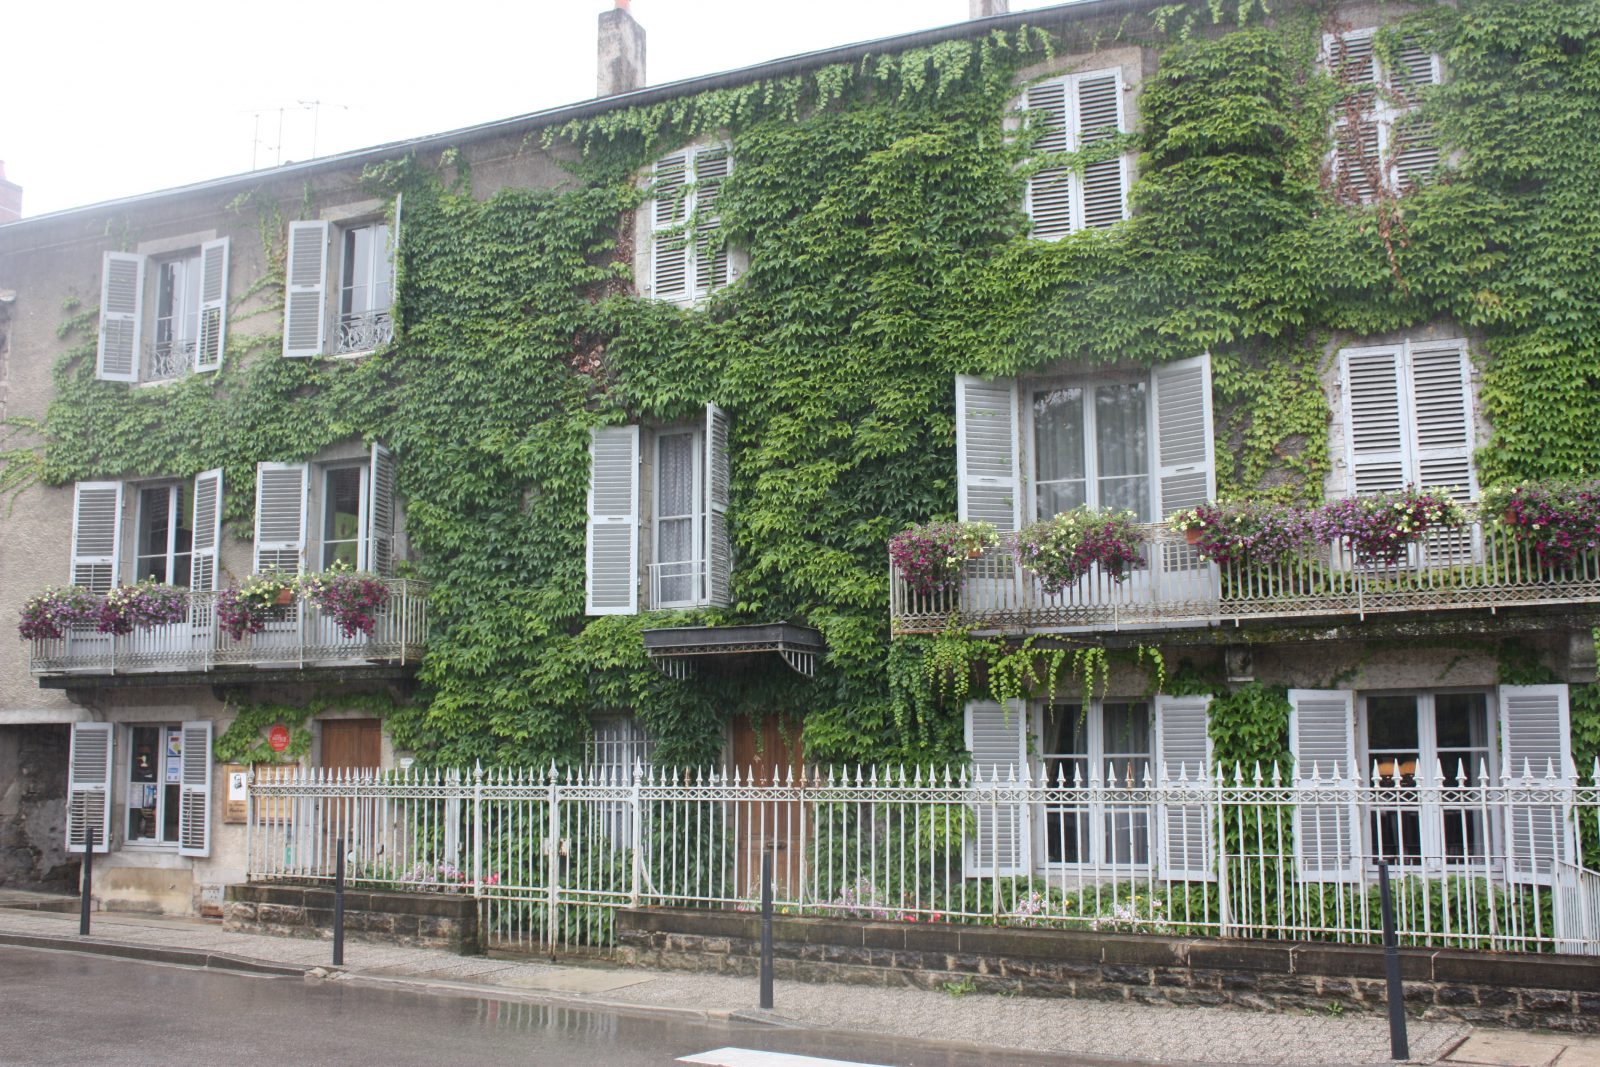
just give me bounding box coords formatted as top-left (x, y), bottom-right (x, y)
top-left (964, 699), bottom-right (1030, 877)
top-left (96, 252), bottom-right (145, 382)
top-left (253, 463), bottom-right (308, 573)
top-left (1289, 689), bottom-right (1360, 883)
top-left (195, 237), bottom-right (229, 372)
top-left (367, 443), bottom-right (396, 577)
top-left (693, 150), bottom-right (731, 296)
top-left (1343, 345), bottom-right (1409, 496)
top-left (71, 482), bottom-right (123, 594)
top-left (1500, 684), bottom-right (1574, 884)
top-left (1075, 71), bottom-right (1127, 229)
top-left (190, 469), bottom-right (223, 591)
top-left (955, 375), bottom-right (1021, 533)
top-left (1025, 78), bottom-right (1072, 240)
top-left (586, 426), bottom-right (640, 615)
top-left (705, 404), bottom-right (732, 608)
top-left (67, 722), bottom-right (113, 853)
top-left (651, 154), bottom-right (689, 301)
top-left (177, 719), bottom-right (214, 857)
top-left (283, 220), bottom-right (329, 357)
top-left (1156, 695), bottom-right (1215, 881)
top-left (1152, 355), bottom-right (1217, 601)
top-left (1389, 44), bottom-right (1441, 190)
top-left (1405, 340), bottom-right (1474, 497)
top-left (1327, 31), bottom-right (1380, 203)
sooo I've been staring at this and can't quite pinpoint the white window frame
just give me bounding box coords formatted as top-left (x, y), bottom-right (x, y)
top-left (317, 462), bottom-right (373, 571)
top-left (1031, 699), bottom-right (1156, 871)
top-left (146, 251), bottom-right (203, 383)
top-left (1356, 688), bottom-right (1500, 873)
top-left (650, 426), bottom-right (706, 609)
top-left (333, 219), bottom-right (397, 357)
top-left (132, 481), bottom-right (195, 588)
top-left (1021, 66), bottom-right (1132, 239)
top-left (1020, 370), bottom-right (1157, 524)
top-left (120, 722), bottom-right (186, 851)
top-left (1324, 28), bottom-right (1443, 201)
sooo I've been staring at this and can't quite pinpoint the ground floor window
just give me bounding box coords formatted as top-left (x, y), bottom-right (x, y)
top-left (126, 724), bottom-right (184, 844)
top-left (1361, 690), bottom-right (1494, 865)
top-left (1039, 701), bottom-right (1153, 867)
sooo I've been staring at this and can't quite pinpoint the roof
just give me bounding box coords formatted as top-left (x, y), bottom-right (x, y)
top-left (0, 0), bottom-right (1138, 234)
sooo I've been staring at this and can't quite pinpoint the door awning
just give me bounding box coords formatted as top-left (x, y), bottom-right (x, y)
top-left (641, 623), bottom-right (825, 679)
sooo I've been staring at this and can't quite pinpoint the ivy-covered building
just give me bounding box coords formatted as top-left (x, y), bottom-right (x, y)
top-left (0, 0), bottom-right (1596, 915)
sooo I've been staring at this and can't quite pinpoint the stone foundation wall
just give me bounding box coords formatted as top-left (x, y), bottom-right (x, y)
top-left (0, 725), bottom-right (74, 891)
top-left (224, 883), bottom-right (479, 954)
top-left (616, 909), bottom-right (1600, 1033)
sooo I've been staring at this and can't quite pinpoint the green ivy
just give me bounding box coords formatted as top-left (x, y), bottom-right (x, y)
top-left (213, 693), bottom-right (403, 765)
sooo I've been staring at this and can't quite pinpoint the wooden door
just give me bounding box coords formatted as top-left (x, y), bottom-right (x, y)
top-left (730, 715), bottom-right (804, 898)
top-left (319, 718), bottom-right (383, 866)
top-left (321, 718), bottom-right (382, 771)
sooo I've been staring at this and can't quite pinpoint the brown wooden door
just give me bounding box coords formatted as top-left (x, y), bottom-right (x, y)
top-left (320, 718), bottom-right (382, 771)
top-left (319, 719), bottom-right (383, 864)
top-left (730, 715), bottom-right (805, 897)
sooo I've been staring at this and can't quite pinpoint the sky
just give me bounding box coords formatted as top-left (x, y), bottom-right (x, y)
top-left (4, 0), bottom-right (1069, 218)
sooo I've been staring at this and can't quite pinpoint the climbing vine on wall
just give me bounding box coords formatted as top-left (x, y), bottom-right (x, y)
top-left (7, 2), bottom-right (1598, 769)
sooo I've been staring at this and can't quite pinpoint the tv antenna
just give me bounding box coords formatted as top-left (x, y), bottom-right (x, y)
top-left (246, 100), bottom-right (349, 170)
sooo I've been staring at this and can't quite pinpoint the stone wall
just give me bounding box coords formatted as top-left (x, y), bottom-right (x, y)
top-left (0, 725), bottom-right (74, 890)
top-left (224, 883), bottom-right (479, 954)
top-left (616, 908), bottom-right (1600, 1033)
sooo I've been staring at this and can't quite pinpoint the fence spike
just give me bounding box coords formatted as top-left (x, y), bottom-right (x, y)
top-left (1271, 762), bottom-right (1282, 787)
top-left (1253, 761), bottom-right (1263, 786)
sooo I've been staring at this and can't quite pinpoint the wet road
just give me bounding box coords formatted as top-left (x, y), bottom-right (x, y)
top-left (0, 946), bottom-right (1105, 1067)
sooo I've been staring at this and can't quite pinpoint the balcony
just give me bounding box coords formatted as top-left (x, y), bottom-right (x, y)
top-left (28, 579), bottom-right (428, 676)
top-left (889, 515), bottom-right (1600, 635)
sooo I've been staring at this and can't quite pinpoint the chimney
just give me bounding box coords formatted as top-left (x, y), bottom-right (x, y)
top-left (598, 0), bottom-right (646, 98)
top-left (970, 0), bottom-right (1008, 17)
top-left (0, 163), bottom-right (20, 224)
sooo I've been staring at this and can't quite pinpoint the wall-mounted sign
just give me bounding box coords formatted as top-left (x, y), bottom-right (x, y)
top-left (224, 764), bottom-right (248, 824)
top-left (268, 724), bottom-right (290, 753)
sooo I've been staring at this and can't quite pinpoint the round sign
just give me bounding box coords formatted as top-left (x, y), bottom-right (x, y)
top-left (268, 724), bottom-right (291, 753)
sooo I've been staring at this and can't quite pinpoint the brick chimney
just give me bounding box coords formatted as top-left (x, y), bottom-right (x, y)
top-left (970, 0), bottom-right (1008, 17)
top-left (0, 163), bottom-right (20, 224)
top-left (598, 0), bottom-right (646, 97)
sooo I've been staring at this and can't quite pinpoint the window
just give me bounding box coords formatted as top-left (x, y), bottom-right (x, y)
top-left (1326, 29), bottom-right (1442, 202)
top-left (1040, 701), bottom-right (1153, 866)
top-left (586, 404), bottom-right (731, 615)
top-left (1340, 337), bottom-right (1475, 499)
top-left (1362, 692), bottom-right (1492, 865)
top-left (1030, 379), bottom-right (1152, 522)
top-left (66, 720), bottom-right (213, 857)
top-left (1023, 68), bottom-right (1130, 239)
top-left (95, 240), bottom-right (229, 382)
top-left (252, 445), bottom-right (396, 575)
top-left (283, 202), bottom-right (400, 358)
top-left (71, 471), bottom-right (221, 594)
top-left (648, 146), bottom-right (732, 302)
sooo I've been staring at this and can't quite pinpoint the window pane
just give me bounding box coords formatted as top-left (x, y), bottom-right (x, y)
top-left (1434, 693), bottom-right (1487, 749)
top-left (1101, 701), bottom-right (1152, 783)
top-left (1367, 695), bottom-right (1419, 753)
top-left (1095, 382), bottom-right (1149, 521)
top-left (322, 467), bottom-right (363, 570)
top-left (128, 726), bottom-right (161, 842)
top-left (137, 487), bottom-right (171, 583)
top-left (658, 434), bottom-right (696, 520)
top-left (342, 226), bottom-right (374, 315)
top-left (1033, 388), bottom-right (1085, 520)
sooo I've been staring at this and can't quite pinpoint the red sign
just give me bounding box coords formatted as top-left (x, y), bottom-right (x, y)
top-left (268, 725), bottom-right (291, 753)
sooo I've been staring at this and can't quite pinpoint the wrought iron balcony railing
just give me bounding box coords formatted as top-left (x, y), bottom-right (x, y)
top-left (28, 579), bottom-right (428, 676)
top-left (143, 338), bottom-right (196, 382)
top-left (889, 513), bottom-right (1600, 635)
top-left (334, 309), bottom-right (395, 355)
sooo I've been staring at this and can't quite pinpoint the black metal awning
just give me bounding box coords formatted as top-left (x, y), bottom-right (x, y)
top-left (641, 623), bottom-right (825, 679)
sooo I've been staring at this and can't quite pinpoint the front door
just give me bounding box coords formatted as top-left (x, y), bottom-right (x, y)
top-left (319, 718), bottom-right (383, 869)
top-left (730, 715), bottom-right (805, 899)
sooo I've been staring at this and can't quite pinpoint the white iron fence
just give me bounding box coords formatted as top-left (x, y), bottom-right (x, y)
top-left (245, 761), bottom-right (1600, 956)
top-left (891, 512), bottom-right (1600, 634)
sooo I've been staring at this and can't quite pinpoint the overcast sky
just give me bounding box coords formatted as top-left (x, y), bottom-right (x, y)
top-left (5, 1), bottom-right (1068, 218)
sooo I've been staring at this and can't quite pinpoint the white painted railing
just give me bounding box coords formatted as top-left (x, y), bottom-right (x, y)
top-left (28, 579), bottom-right (429, 675)
top-left (245, 760), bottom-right (1600, 955)
top-left (891, 513), bottom-right (1600, 633)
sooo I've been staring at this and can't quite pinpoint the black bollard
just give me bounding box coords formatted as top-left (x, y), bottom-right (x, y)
top-left (759, 844), bottom-right (774, 1010)
top-left (1379, 861), bottom-right (1410, 1062)
top-left (79, 822), bottom-right (95, 936)
top-left (333, 837), bottom-right (346, 967)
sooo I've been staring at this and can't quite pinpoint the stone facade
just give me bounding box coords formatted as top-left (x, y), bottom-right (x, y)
top-left (616, 909), bottom-right (1600, 1033)
top-left (223, 883), bottom-right (479, 954)
top-left (0, 724), bottom-right (72, 889)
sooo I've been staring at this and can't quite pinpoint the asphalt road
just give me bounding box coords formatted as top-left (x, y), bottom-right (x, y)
top-left (0, 946), bottom-right (1107, 1067)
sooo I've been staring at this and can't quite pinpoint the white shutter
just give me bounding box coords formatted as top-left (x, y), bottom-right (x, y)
top-left (195, 237), bottom-right (229, 372)
top-left (1025, 78), bottom-right (1072, 240)
top-left (586, 426), bottom-right (640, 615)
top-left (964, 699), bottom-right (1030, 877)
top-left (67, 722), bottom-right (113, 854)
top-left (190, 468), bottom-right (223, 591)
top-left (955, 375), bottom-right (1021, 533)
top-left (1074, 70), bottom-right (1127, 230)
top-left (1155, 695), bottom-right (1214, 881)
top-left (1289, 689), bottom-right (1361, 883)
top-left (177, 719), bottom-right (214, 857)
top-left (1342, 345), bottom-right (1409, 495)
top-left (367, 443), bottom-right (397, 577)
top-left (651, 154), bottom-right (690, 301)
top-left (693, 149), bottom-right (731, 296)
top-left (1327, 31), bottom-right (1380, 202)
top-left (705, 403), bottom-right (732, 608)
top-left (283, 220), bottom-right (329, 357)
top-left (253, 462), bottom-right (308, 573)
top-left (96, 252), bottom-right (145, 382)
top-left (1152, 354), bottom-right (1216, 517)
top-left (1405, 339), bottom-right (1475, 497)
top-left (71, 482), bottom-right (123, 594)
top-left (1389, 44), bottom-right (1442, 190)
top-left (1500, 684), bottom-right (1574, 884)
top-left (389, 192), bottom-right (402, 298)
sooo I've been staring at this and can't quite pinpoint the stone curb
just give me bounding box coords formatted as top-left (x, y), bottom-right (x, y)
top-left (0, 931), bottom-right (311, 978)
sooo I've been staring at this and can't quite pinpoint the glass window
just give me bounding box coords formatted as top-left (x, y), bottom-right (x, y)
top-left (1094, 382), bottom-right (1150, 521)
top-left (1041, 701), bottom-right (1153, 867)
top-left (135, 484), bottom-right (193, 588)
top-left (1033, 387), bottom-right (1086, 519)
top-left (322, 467), bottom-right (364, 570)
top-left (150, 253), bottom-right (201, 380)
top-left (1363, 691), bottom-right (1493, 865)
top-left (126, 724), bottom-right (181, 844)
top-left (1030, 379), bottom-right (1151, 523)
top-left (654, 431), bottom-right (700, 605)
top-left (337, 222), bottom-right (394, 354)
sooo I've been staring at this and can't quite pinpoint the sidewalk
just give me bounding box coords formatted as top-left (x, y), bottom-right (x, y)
top-left (0, 899), bottom-right (1595, 1067)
